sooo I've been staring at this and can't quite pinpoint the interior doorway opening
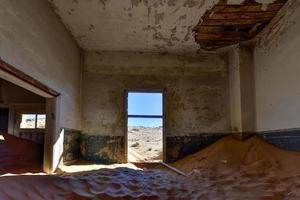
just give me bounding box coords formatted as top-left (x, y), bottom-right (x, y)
top-left (0, 78), bottom-right (47, 174)
top-left (127, 91), bottom-right (163, 163)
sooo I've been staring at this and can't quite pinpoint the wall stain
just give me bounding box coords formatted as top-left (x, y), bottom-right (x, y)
top-left (168, 0), bottom-right (178, 6)
top-left (88, 24), bottom-right (95, 31)
top-left (154, 12), bottom-right (165, 25)
top-left (183, 0), bottom-right (198, 8)
top-left (98, 0), bottom-right (108, 10)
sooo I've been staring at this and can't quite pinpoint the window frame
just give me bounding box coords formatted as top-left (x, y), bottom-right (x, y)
top-left (125, 90), bottom-right (165, 163)
top-left (20, 113), bottom-right (46, 130)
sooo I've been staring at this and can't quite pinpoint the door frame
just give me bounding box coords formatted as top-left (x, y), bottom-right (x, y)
top-left (125, 89), bottom-right (166, 163)
top-left (0, 58), bottom-right (61, 173)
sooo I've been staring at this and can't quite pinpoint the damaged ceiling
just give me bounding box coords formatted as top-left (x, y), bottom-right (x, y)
top-left (194, 0), bottom-right (288, 50)
top-left (48, 0), bottom-right (288, 53)
top-left (48, 0), bottom-right (220, 53)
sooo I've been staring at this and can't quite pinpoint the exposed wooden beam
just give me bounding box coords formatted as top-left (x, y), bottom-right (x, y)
top-left (201, 17), bottom-right (273, 26)
top-left (209, 3), bottom-right (284, 13)
top-left (196, 32), bottom-right (243, 41)
top-left (203, 11), bottom-right (277, 20)
top-left (194, 0), bottom-right (288, 51)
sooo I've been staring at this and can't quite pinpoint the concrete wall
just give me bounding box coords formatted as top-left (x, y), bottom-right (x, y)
top-left (228, 47), bottom-right (242, 132)
top-left (239, 46), bottom-right (256, 132)
top-left (82, 51), bottom-right (230, 163)
top-left (0, 0), bottom-right (82, 130)
top-left (254, 1), bottom-right (300, 131)
top-left (228, 45), bottom-right (256, 133)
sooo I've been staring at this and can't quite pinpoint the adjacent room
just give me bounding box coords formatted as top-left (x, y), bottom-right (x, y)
top-left (0, 78), bottom-right (46, 174)
top-left (1, 0), bottom-right (300, 199)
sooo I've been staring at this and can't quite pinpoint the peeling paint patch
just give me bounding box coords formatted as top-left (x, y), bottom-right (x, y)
top-left (182, 26), bottom-right (193, 42)
top-left (178, 14), bottom-right (187, 21)
top-left (98, 0), bottom-right (108, 10)
top-left (88, 24), bottom-right (95, 31)
top-left (154, 12), bottom-right (165, 25)
top-left (81, 135), bottom-right (125, 164)
top-left (63, 128), bottom-right (82, 163)
top-left (130, 0), bottom-right (140, 7)
top-left (183, 0), bottom-right (198, 8)
top-left (167, 0), bottom-right (178, 6)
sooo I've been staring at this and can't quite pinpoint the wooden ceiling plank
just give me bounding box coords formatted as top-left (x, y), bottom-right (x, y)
top-left (201, 17), bottom-right (273, 26)
top-left (196, 33), bottom-right (241, 41)
top-left (209, 3), bottom-right (284, 13)
top-left (203, 11), bottom-right (277, 20)
top-left (194, 0), bottom-right (288, 50)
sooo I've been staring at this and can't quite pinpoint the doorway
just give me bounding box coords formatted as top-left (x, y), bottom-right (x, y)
top-left (0, 59), bottom-right (60, 173)
top-left (126, 91), bottom-right (164, 163)
top-left (0, 108), bottom-right (9, 132)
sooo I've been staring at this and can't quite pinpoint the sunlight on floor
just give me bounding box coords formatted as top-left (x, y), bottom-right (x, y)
top-left (0, 135), bottom-right (5, 141)
top-left (0, 172), bottom-right (46, 177)
top-left (58, 159), bottom-right (142, 173)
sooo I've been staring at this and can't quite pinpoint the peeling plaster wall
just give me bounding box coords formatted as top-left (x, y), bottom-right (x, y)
top-left (0, 0), bottom-right (82, 130)
top-left (254, 0), bottom-right (300, 131)
top-left (82, 51), bottom-right (230, 162)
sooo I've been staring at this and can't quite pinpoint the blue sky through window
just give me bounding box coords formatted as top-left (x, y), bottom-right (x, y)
top-left (128, 92), bottom-right (163, 127)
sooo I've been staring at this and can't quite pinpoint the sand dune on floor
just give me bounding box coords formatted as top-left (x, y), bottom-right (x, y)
top-left (0, 132), bottom-right (43, 174)
top-left (0, 166), bottom-right (183, 200)
top-left (2, 135), bottom-right (300, 199)
top-left (172, 135), bottom-right (300, 176)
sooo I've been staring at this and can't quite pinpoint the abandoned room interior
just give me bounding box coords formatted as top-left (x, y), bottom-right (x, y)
top-left (1, 0), bottom-right (300, 199)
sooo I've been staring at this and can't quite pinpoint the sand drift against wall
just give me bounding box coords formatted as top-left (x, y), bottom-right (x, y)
top-left (173, 135), bottom-right (300, 176)
top-left (2, 136), bottom-right (300, 199)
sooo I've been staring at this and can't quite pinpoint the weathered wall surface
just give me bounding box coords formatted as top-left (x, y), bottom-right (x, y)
top-left (239, 46), bottom-right (256, 132)
top-left (228, 45), bottom-right (256, 133)
top-left (254, 1), bottom-right (300, 131)
top-left (228, 47), bottom-right (242, 132)
top-left (0, 0), bottom-right (82, 130)
top-left (63, 128), bottom-right (82, 163)
top-left (82, 51), bottom-right (230, 163)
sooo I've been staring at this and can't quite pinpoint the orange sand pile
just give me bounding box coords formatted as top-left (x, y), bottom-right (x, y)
top-left (0, 132), bottom-right (43, 174)
top-left (173, 135), bottom-right (300, 176)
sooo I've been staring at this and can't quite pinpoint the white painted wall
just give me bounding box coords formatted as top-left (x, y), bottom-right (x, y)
top-left (254, 1), bottom-right (300, 131)
top-left (228, 46), bottom-right (242, 132)
top-left (0, 0), bottom-right (82, 130)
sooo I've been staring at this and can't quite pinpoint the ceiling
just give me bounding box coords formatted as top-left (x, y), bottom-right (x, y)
top-left (48, 0), bottom-right (221, 53)
top-left (194, 0), bottom-right (287, 50)
top-left (48, 0), bottom-right (287, 53)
